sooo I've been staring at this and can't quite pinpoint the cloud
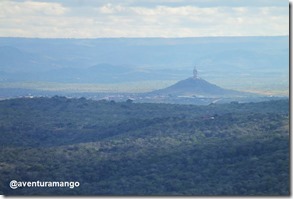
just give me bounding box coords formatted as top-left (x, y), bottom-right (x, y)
top-left (0, 0), bottom-right (288, 38)
top-left (0, 1), bottom-right (67, 16)
top-left (21, 0), bottom-right (288, 8)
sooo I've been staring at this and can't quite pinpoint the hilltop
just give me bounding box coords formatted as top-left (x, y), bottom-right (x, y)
top-left (150, 77), bottom-right (251, 97)
top-left (141, 68), bottom-right (263, 104)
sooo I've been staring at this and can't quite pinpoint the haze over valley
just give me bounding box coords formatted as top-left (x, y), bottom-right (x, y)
top-left (0, 36), bottom-right (288, 99)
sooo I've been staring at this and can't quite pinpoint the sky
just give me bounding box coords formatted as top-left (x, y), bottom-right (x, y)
top-left (0, 0), bottom-right (289, 38)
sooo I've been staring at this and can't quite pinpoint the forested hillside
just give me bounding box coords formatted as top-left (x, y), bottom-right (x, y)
top-left (0, 97), bottom-right (289, 195)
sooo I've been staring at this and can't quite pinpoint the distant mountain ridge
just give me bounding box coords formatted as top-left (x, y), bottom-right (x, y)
top-left (0, 36), bottom-right (288, 74)
top-left (0, 37), bottom-right (288, 96)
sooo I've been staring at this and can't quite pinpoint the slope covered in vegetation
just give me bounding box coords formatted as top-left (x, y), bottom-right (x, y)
top-left (0, 97), bottom-right (289, 195)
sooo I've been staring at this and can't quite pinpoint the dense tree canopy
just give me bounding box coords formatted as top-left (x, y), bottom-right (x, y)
top-left (0, 97), bottom-right (289, 195)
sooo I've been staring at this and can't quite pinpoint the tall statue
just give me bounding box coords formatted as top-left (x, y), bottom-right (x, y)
top-left (193, 66), bottom-right (198, 79)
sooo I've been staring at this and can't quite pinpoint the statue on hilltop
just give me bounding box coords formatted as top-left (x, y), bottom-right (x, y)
top-left (193, 66), bottom-right (199, 79)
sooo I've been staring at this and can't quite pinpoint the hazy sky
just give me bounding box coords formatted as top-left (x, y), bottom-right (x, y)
top-left (0, 0), bottom-right (289, 38)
